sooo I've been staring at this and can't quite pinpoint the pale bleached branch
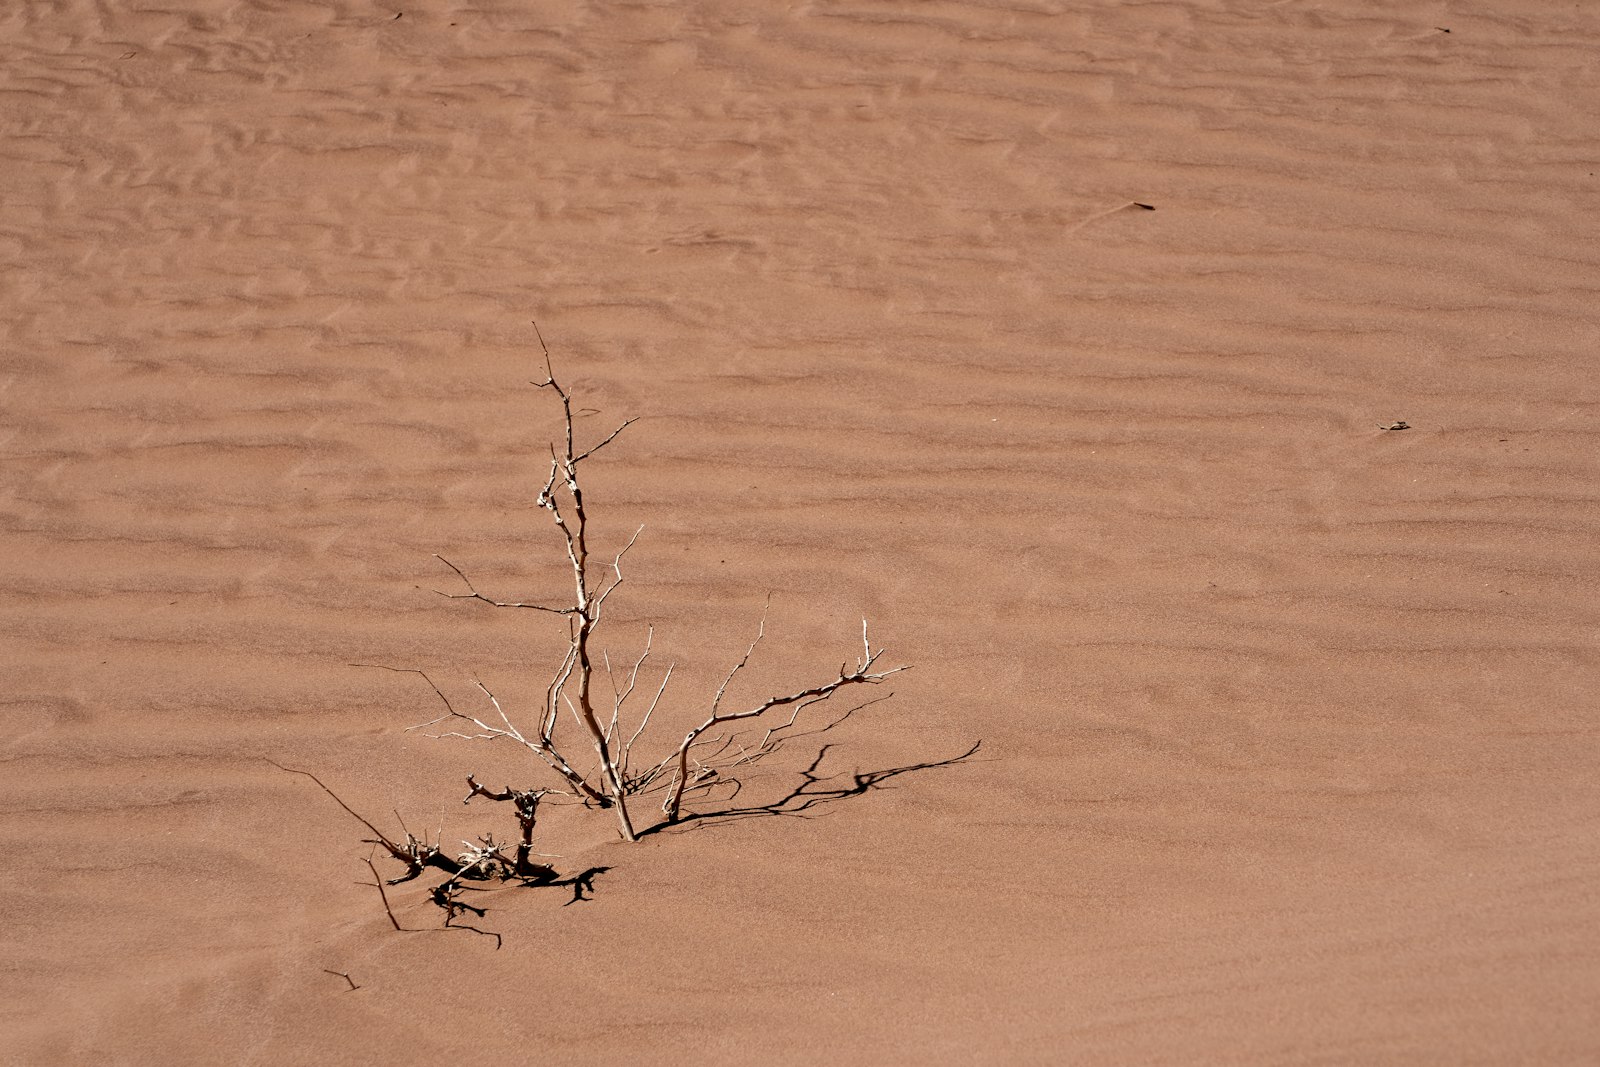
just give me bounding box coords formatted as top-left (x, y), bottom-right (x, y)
top-left (388, 330), bottom-right (907, 849)
top-left (605, 625), bottom-right (654, 749)
top-left (711, 599), bottom-right (770, 716)
top-left (574, 417), bottom-right (638, 465)
top-left (591, 525), bottom-right (643, 620)
top-left (352, 663), bottom-right (604, 807)
top-left (622, 660), bottom-right (673, 780)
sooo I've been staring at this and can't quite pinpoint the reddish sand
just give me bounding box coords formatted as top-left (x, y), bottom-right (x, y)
top-left (4, 1), bottom-right (1598, 1062)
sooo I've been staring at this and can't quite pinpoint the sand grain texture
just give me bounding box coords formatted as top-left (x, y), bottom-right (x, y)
top-left (3, 0), bottom-right (1598, 1063)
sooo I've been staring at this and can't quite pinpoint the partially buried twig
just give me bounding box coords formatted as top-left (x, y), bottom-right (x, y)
top-left (362, 856), bottom-right (407, 932)
top-left (322, 969), bottom-right (360, 992)
top-left (268, 759), bottom-right (460, 883)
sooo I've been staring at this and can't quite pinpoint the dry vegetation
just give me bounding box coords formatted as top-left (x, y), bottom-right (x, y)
top-left (281, 331), bottom-right (917, 929)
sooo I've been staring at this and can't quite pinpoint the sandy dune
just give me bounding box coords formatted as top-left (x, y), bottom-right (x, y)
top-left (4, 0), bottom-right (1598, 1062)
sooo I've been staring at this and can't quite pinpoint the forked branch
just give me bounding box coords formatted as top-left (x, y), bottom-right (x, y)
top-left (353, 663), bottom-right (607, 808)
top-left (525, 348), bottom-right (642, 841)
top-left (431, 554), bottom-right (573, 614)
top-left (659, 619), bottom-right (910, 823)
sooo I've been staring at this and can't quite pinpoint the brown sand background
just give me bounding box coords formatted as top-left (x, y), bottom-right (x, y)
top-left (4, 0), bottom-right (1598, 1062)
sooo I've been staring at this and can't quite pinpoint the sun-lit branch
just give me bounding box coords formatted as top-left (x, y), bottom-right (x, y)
top-left (307, 325), bottom-right (927, 933)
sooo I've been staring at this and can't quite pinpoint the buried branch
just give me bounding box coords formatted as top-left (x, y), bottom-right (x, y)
top-left (273, 759), bottom-right (583, 935)
top-left (464, 776), bottom-right (558, 880)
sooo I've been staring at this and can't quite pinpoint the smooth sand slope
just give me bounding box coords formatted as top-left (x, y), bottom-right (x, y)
top-left (3, 0), bottom-right (1598, 1062)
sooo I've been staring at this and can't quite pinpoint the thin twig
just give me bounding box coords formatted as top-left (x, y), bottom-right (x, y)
top-left (659, 616), bottom-right (908, 822)
top-left (622, 661), bottom-right (674, 780)
top-left (445, 921), bottom-right (504, 949)
top-left (431, 554), bottom-right (573, 614)
top-left (323, 969), bottom-right (360, 992)
top-left (266, 758), bottom-right (437, 876)
top-left (353, 663), bottom-right (603, 807)
top-left (574, 417), bottom-right (638, 464)
top-left (363, 856), bottom-right (406, 932)
top-left (268, 759), bottom-right (393, 845)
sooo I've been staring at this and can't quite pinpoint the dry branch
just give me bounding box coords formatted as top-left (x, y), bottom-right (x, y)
top-left (363, 856), bottom-right (406, 931)
top-left (268, 759), bottom-right (460, 883)
top-left (464, 776), bottom-right (558, 879)
top-left (431, 554), bottom-right (573, 614)
top-left (323, 969), bottom-right (360, 992)
top-left (353, 663), bottom-right (605, 808)
top-left (300, 326), bottom-right (931, 936)
top-left (399, 333), bottom-right (910, 841)
top-left (658, 619), bottom-right (909, 823)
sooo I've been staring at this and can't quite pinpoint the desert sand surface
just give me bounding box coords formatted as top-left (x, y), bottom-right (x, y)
top-left (4, 0), bottom-right (1599, 1062)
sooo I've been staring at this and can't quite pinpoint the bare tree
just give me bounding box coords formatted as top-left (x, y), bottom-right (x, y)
top-left (407, 326), bottom-right (907, 846)
top-left (285, 330), bottom-right (919, 930)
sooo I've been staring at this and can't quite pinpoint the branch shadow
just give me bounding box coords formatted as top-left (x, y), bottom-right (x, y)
top-left (519, 864), bottom-right (613, 906)
top-left (397, 864), bottom-right (615, 948)
top-left (636, 739), bottom-right (983, 838)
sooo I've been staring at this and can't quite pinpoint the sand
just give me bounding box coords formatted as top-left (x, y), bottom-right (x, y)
top-left (4, 0), bottom-right (1598, 1062)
